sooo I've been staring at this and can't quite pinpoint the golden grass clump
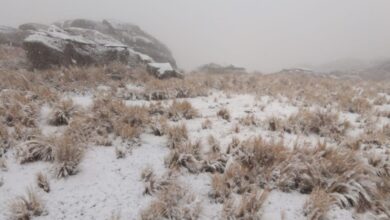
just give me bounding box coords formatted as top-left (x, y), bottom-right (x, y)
top-left (304, 188), bottom-right (333, 220)
top-left (0, 124), bottom-right (11, 155)
top-left (36, 172), bottom-right (50, 193)
top-left (55, 137), bottom-right (84, 178)
top-left (217, 107), bottom-right (231, 121)
top-left (165, 140), bottom-right (203, 173)
top-left (222, 190), bottom-right (269, 220)
top-left (8, 188), bottom-right (46, 220)
top-left (0, 157), bottom-right (7, 171)
top-left (201, 118), bottom-right (212, 129)
top-left (166, 124), bottom-right (188, 149)
top-left (16, 140), bottom-right (55, 164)
top-left (0, 92), bottom-right (38, 128)
top-left (347, 97), bottom-right (372, 114)
top-left (141, 167), bottom-right (172, 196)
top-left (168, 100), bottom-right (199, 121)
top-left (48, 99), bottom-right (77, 126)
top-left (286, 109), bottom-right (350, 141)
top-left (140, 181), bottom-right (202, 220)
top-left (239, 114), bottom-right (258, 127)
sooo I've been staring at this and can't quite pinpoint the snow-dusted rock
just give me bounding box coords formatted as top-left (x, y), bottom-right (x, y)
top-left (19, 23), bottom-right (49, 31)
top-left (58, 19), bottom-right (176, 68)
top-left (23, 25), bottom-right (130, 69)
top-left (147, 62), bottom-right (183, 79)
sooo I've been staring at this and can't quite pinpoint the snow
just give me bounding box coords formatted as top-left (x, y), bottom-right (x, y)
top-left (262, 191), bottom-right (307, 220)
top-left (148, 63), bottom-right (174, 75)
top-left (68, 94), bottom-right (94, 109)
top-left (1, 90), bottom-right (380, 220)
top-left (128, 48), bottom-right (154, 62)
top-left (0, 134), bottom-right (169, 220)
top-left (24, 33), bottom-right (65, 52)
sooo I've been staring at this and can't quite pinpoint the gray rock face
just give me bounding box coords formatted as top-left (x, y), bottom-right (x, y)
top-left (23, 26), bottom-right (130, 69)
top-left (19, 23), bottom-right (49, 31)
top-left (2, 19), bottom-right (180, 78)
top-left (197, 63), bottom-right (247, 74)
top-left (57, 19), bottom-right (176, 68)
top-left (147, 62), bottom-right (183, 79)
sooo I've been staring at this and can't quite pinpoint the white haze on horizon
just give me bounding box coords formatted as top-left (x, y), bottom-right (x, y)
top-left (1, 0), bottom-right (390, 72)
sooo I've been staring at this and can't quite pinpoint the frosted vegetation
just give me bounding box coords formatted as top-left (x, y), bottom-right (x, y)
top-left (0, 46), bottom-right (390, 220)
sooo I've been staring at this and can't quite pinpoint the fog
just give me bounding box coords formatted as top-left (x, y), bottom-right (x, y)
top-left (1, 0), bottom-right (390, 72)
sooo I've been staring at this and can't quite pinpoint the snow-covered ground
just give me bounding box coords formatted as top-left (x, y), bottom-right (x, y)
top-left (1, 89), bottom-right (389, 220)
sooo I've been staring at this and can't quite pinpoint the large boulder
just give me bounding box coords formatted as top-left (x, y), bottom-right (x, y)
top-left (147, 62), bottom-right (183, 79)
top-left (19, 23), bottom-right (49, 32)
top-left (197, 63), bottom-right (247, 74)
top-left (23, 26), bottom-right (130, 69)
top-left (56, 19), bottom-right (176, 68)
top-left (2, 19), bottom-right (181, 78)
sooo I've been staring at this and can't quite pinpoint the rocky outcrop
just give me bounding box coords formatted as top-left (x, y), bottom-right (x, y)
top-left (19, 23), bottom-right (49, 32)
top-left (1, 19), bottom-right (180, 78)
top-left (23, 26), bottom-right (130, 69)
top-left (55, 19), bottom-right (176, 68)
top-left (197, 63), bottom-right (247, 74)
top-left (147, 62), bottom-right (183, 79)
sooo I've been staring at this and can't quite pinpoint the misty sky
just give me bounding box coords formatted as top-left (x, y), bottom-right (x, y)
top-left (1, 0), bottom-right (390, 72)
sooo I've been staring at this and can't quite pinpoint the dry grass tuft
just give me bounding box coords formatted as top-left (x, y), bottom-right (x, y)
top-left (168, 100), bottom-right (198, 121)
top-left (0, 93), bottom-right (38, 128)
top-left (165, 140), bottom-right (202, 173)
top-left (201, 118), bottom-right (213, 129)
top-left (36, 172), bottom-right (50, 193)
top-left (239, 114), bottom-right (258, 127)
top-left (0, 124), bottom-right (11, 155)
top-left (217, 107), bottom-right (231, 121)
top-left (141, 167), bottom-right (172, 196)
top-left (286, 109), bottom-right (350, 141)
top-left (55, 137), bottom-right (84, 178)
top-left (166, 124), bottom-right (188, 149)
top-left (48, 99), bottom-right (77, 126)
top-left (222, 189), bottom-right (269, 220)
top-left (16, 140), bottom-right (55, 164)
top-left (115, 146), bottom-right (127, 159)
top-left (0, 157), bottom-right (7, 171)
top-left (347, 97), bottom-right (372, 114)
top-left (8, 188), bottom-right (46, 220)
top-left (265, 116), bottom-right (284, 132)
top-left (151, 117), bottom-right (168, 136)
top-left (304, 188), bottom-right (333, 220)
top-left (140, 181), bottom-right (202, 220)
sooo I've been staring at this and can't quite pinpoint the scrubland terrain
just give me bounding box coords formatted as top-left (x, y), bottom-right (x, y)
top-left (0, 45), bottom-right (390, 220)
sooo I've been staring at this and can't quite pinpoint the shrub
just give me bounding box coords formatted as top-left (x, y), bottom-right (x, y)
top-left (0, 157), bottom-right (7, 171)
top-left (201, 118), bottom-right (212, 129)
top-left (48, 99), bottom-right (77, 126)
top-left (166, 124), bottom-right (188, 149)
top-left (286, 109), bottom-right (349, 141)
top-left (222, 190), bottom-right (269, 220)
top-left (36, 172), bottom-right (50, 193)
top-left (140, 181), bottom-right (202, 220)
top-left (304, 188), bottom-right (333, 220)
top-left (115, 146), bottom-right (126, 159)
top-left (217, 108), bottom-right (231, 121)
top-left (168, 100), bottom-right (198, 121)
top-left (16, 140), bottom-right (55, 164)
top-left (239, 114), bottom-right (258, 127)
top-left (8, 188), bottom-right (46, 220)
top-left (55, 137), bottom-right (84, 178)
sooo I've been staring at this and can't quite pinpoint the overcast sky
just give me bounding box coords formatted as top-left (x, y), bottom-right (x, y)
top-left (1, 0), bottom-right (390, 72)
